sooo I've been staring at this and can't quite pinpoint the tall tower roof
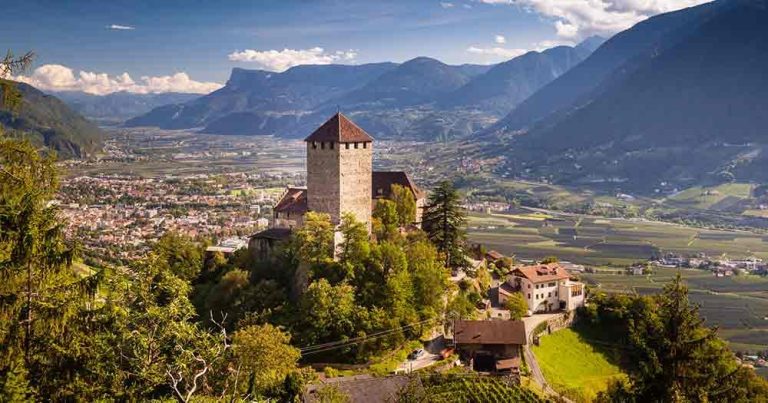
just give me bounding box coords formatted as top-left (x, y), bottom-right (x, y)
top-left (304, 112), bottom-right (374, 143)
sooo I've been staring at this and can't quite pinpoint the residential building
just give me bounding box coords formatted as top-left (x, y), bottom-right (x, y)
top-left (499, 263), bottom-right (585, 313)
top-left (454, 320), bottom-right (526, 375)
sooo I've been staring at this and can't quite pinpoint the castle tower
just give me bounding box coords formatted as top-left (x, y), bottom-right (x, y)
top-left (304, 113), bottom-right (373, 228)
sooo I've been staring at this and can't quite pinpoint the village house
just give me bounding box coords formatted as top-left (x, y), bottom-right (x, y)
top-left (249, 113), bottom-right (424, 257)
top-left (453, 320), bottom-right (526, 376)
top-left (498, 263), bottom-right (585, 313)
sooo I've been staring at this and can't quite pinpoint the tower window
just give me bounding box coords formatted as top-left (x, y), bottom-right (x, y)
top-left (345, 143), bottom-right (350, 149)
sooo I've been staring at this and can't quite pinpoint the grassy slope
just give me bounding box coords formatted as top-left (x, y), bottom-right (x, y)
top-left (532, 328), bottom-right (625, 402)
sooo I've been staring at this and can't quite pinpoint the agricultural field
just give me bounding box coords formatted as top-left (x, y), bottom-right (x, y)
top-left (582, 267), bottom-right (768, 353)
top-left (663, 183), bottom-right (754, 212)
top-left (532, 328), bottom-right (625, 402)
top-left (416, 374), bottom-right (551, 403)
top-left (467, 210), bottom-right (768, 267)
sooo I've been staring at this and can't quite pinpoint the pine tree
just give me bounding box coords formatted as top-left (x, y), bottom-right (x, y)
top-left (421, 181), bottom-right (467, 269)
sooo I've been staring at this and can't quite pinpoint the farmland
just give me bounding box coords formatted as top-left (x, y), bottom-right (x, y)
top-left (467, 210), bottom-right (768, 352)
top-left (582, 267), bottom-right (768, 352)
top-left (416, 374), bottom-right (551, 403)
top-left (467, 209), bottom-right (768, 267)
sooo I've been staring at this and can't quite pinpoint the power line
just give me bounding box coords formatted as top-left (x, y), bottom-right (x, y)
top-left (299, 318), bottom-right (438, 356)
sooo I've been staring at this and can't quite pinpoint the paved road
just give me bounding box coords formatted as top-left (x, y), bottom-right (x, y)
top-left (396, 334), bottom-right (446, 373)
top-left (521, 313), bottom-right (572, 401)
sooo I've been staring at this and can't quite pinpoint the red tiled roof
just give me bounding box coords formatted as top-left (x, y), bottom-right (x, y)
top-left (511, 263), bottom-right (570, 283)
top-left (454, 320), bottom-right (526, 346)
top-left (372, 171), bottom-right (424, 199)
top-left (274, 187), bottom-right (308, 214)
top-left (304, 112), bottom-right (374, 143)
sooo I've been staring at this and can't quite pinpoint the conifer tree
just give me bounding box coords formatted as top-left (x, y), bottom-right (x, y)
top-left (422, 181), bottom-right (467, 269)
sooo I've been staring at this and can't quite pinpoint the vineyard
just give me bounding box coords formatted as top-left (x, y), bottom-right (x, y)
top-left (417, 374), bottom-right (551, 403)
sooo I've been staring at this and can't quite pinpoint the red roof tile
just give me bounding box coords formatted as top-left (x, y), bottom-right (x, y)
top-left (274, 187), bottom-right (308, 214)
top-left (372, 171), bottom-right (424, 199)
top-left (511, 263), bottom-right (570, 283)
top-left (304, 113), bottom-right (374, 143)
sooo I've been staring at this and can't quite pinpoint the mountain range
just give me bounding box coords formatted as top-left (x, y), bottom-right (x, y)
top-left (53, 91), bottom-right (200, 124)
top-left (483, 0), bottom-right (768, 193)
top-left (0, 81), bottom-right (102, 158)
top-left (125, 38), bottom-right (603, 140)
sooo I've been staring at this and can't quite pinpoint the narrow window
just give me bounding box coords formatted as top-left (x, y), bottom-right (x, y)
top-left (354, 142), bottom-right (358, 149)
top-left (321, 142), bottom-right (325, 149)
top-left (527, 293), bottom-right (531, 299)
top-left (548, 292), bottom-right (551, 297)
top-left (312, 142), bottom-right (317, 149)
top-left (363, 142), bottom-right (367, 149)
top-left (346, 143), bottom-right (350, 149)
top-left (330, 142), bottom-right (334, 149)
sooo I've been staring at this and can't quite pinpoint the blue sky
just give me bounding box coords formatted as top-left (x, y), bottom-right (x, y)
top-left (2, 0), bottom-right (709, 94)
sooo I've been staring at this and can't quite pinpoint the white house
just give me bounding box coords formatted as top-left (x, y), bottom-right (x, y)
top-left (498, 263), bottom-right (585, 313)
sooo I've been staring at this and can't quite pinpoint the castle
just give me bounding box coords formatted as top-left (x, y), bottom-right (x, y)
top-left (249, 113), bottom-right (424, 259)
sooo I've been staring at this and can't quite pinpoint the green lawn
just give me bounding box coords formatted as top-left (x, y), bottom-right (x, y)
top-left (532, 328), bottom-right (625, 402)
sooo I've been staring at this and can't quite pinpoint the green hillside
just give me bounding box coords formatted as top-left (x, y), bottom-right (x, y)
top-left (0, 80), bottom-right (102, 158)
top-left (533, 328), bottom-right (626, 402)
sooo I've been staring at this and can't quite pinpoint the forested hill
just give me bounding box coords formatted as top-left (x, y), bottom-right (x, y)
top-left (483, 0), bottom-right (768, 193)
top-left (0, 80), bottom-right (102, 158)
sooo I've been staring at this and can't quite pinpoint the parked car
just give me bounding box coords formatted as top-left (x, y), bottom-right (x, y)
top-left (408, 349), bottom-right (425, 360)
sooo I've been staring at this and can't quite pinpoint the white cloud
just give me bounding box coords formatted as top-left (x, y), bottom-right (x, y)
top-left (14, 64), bottom-right (222, 95)
top-left (227, 47), bottom-right (358, 72)
top-left (478, 0), bottom-right (711, 39)
top-left (495, 34), bottom-right (507, 44)
top-left (440, 2), bottom-right (455, 8)
top-left (108, 24), bottom-right (135, 30)
top-left (467, 46), bottom-right (528, 59)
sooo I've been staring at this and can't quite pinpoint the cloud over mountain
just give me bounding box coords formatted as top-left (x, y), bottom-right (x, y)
top-left (227, 47), bottom-right (358, 72)
top-left (14, 64), bottom-right (222, 95)
top-left (480, 0), bottom-right (710, 39)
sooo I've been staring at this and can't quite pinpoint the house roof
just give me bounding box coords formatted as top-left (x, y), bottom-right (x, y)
top-left (498, 282), bottom-right (518, 296)
top-left (486, 250), bottom-right (504, 261)
top-left (372, 171), bottom-right (424, 200)
top-left (274, 187), bottom-right (308, 214)
top-left (511, 263), bottom-right (571, 283)
top-left (304, 112), bottom-right (374, 143)
top-left (454, 320), bottom-right (526, 346)
top-left (304, 375), bottom-right (410, 403)
top-left (249, 227), bottom-right (292, 241)
top-left (496, 356), bottom-right (521, 371)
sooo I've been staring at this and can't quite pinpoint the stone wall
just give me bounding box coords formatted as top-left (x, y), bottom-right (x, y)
top-left (338, 141), bottom-right (372, 228)
top-left (306, 141), bottom-right (341, 223)
top-left (306, 140), bottom-right (372, 228)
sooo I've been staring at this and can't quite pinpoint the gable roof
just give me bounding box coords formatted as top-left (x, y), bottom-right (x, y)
top-left (274, 187), bottom-right (308, 214)
top-left (372, 171), bottom-right (424, 199)
top-left (304, 112), bottom-right (374, 143)
top-left (305, 375), bottom-right (410, 403)
top-left (511, 263), bottom-right (571, 283)
top-left (249, 227), bottom-right (292, 241)
top-left (454, 320), bottom-right (526, 345)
